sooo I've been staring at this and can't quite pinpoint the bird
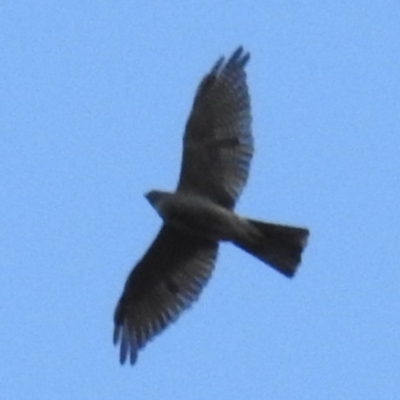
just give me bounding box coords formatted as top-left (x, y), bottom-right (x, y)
top-left (113, 47), bottom-right (309, 365)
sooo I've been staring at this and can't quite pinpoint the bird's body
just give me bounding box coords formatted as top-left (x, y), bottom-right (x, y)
top-left (146, 190), bottom-right (246, 242)
top-left (113, 47), bottom-right (309, 365)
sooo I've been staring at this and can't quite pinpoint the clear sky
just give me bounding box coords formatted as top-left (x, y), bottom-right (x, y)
top-left (1, 1), bottom-right (399, 399)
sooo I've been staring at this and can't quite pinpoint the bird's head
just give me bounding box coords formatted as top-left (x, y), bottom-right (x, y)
top-left (144, 190), bottom-right (167, 213)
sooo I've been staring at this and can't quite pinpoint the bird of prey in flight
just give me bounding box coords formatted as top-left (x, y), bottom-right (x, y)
top-left (113, 47), bottom-right (309, 365)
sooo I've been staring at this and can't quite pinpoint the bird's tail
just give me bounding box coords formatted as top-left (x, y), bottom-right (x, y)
top-left (233, 219), bottom-right (309, 277)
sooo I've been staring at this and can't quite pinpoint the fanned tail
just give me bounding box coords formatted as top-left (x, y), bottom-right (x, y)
top-left (233, 219), bottom-right (309, 277)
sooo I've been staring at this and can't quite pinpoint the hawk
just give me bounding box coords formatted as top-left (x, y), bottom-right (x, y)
top-left (113, 47), bottom-right (309, 365)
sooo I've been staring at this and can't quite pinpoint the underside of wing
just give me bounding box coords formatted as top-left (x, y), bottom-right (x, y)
top-left (178, 47), bottom-right (253, 209)
top-left (113, 225), bottom-right (218, 364)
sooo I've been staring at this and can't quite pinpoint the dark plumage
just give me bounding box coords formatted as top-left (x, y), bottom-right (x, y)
top-left (113, 47), bottom-right (309, 365)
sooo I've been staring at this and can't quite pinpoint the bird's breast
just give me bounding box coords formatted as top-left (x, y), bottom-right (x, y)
top-left (160, 193), bottom-right (240, 241)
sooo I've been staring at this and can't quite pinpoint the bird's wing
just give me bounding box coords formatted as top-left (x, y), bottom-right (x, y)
top-left (177, 47), bottom-right (253, 209)
top-left (113, 225), bottom-right (218, 364)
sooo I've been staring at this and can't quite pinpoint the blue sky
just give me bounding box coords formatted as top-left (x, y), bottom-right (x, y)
top-left (1, 1), bottom-right (399, 399)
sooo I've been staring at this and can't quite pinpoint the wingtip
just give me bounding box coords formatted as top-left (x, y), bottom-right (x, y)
top-left (211, 46), bottom-right (250, 76)
top-left (113, 320), bottom-right (139, 366)
top-left (228, 46), bottom-right (250, 68)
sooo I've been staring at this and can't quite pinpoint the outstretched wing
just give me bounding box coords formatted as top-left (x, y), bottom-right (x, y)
top-left (113, 225), bottom-right (218, 364)
top-left (178, 47), bottom-right (253, 209)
